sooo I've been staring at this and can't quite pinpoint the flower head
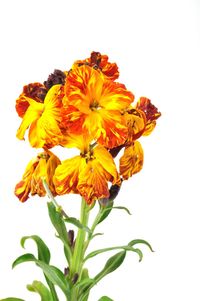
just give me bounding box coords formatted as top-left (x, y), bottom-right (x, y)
top-left (54, 134), bottom-right (120, 204)
top-left (16, 85), bottom-right (63, 148)
top-left (61, 65), bottom-right (134, 148)
top-left (15, 150), bottom-right (60, 202)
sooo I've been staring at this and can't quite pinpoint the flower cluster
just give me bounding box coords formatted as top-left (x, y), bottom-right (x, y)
top-left (15, 51), bottom-right (161, 204)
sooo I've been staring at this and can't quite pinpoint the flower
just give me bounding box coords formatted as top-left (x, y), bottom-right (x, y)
top-left (16, 84), bottom-right (63, 148)
top-left (15, 150), bottom-right (61, 202)
top-left (119, 98), bottom-right (161, 180)
top-left (136, 97), bottom-right (161, 136)
top-left (54, 134), bottom-right (120, 204)
top-left (73, 51), bottom-right (119, 80)
top-left (61, 65), bottom-right (134, 148)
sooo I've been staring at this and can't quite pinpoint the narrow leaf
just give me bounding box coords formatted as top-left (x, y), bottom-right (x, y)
top-left (0, 299), bottom-right (25, 301)
top-left (94, 251), bottom-right (126, 281)
top-left (98, 297), bottom-right (114, 301)
top-left (84, 245), bottom-right (142, 262)
top-left (12, 253), bottom-right (36, 269)
top-left (47, 202), bottom-right (72, 263)
top-left (97, 200), bottom-right (113, 225)
top-left (128, 239), bottom-right (154, 252)
top-left (64, 216), bottom-right (91, 234)
top-left (35, 261), bottom-right (70, 299)
top-left (27, 280), bottom-right (53, 301)
top-left (91, 232), bottom-right (104, 240)
top-left (21, 235), bottom-right (50, 264)
top-left (113, 206), bottom-right (132, 215)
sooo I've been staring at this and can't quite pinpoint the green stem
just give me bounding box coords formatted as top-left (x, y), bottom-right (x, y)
top-left (70, 198), bottom-right (90, 300)
top-left (84, 208), bottom-right (102, 252)
top-left (46, 277), bottom-right (59, 301)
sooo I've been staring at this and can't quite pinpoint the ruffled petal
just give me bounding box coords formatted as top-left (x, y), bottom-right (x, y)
top-left (54, 156), bottom-right (86, 195)
top-left (78, 160), bottom-right (110, 204)
top-left (15, 157), bottom-right (39, 202)
top-left (93, 145), bottom-right (120, 185)
top-left (120, 141), bottom-right (144, 180)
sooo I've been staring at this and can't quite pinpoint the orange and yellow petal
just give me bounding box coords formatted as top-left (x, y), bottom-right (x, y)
top-left (54, 156), bottom-right (87, 195)
top-left (15, 157), bottom-right (39, 202)
top-left (136, 97), bottom-right (161, 136)
top-left (99, 80), bottom-right (134, 111)
top-left (78, 160), bottom-right (111, 204)
top-left (120, 141), bottom-right (144, 180)
top-left (93, 145), bottom-right (120, 185)
top-left (124, 108), bottom-right (146, 143)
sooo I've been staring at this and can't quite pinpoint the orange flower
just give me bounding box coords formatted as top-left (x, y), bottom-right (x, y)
top-left (73, 51), bottom-right (119, 81)
top-left (136, 97), bottom-right (161, 136)
top-left (16, 85), bottom-right (63, 148)
top-left (119, 141), bottom-right (144, 180)
top-left (61, 65), bottom-right (134, 148)
top-left (54, 135), bottom-right (120, 204)
top-left (15, 150), bottom-right (61, 202)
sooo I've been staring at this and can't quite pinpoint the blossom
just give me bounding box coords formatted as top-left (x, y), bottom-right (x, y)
top-left (54, 134), bottom-right (120, 204)
top-left (73, 51), bottom-right (119, 81)
top-left (15, 150), bottom-right (61, 202)
top-left (61, 65), bottom-right (134, 148)
top-left (136, 97), bottom-right (161, 136)
top-left (16, 84), bottom-right (63, 148)
top-left (119, 98), bottom-right (161, 180)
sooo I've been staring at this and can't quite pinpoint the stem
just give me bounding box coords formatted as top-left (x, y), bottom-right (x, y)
top-left (84, 208), bottom-right (102, 252)
top-left (70, 198), bottom-right (90, 300)
top-left (46, 277), bottom-right (59, 301)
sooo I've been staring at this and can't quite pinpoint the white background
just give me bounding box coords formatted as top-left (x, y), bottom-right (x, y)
top-left (0, 0), bottom-right (200, 300)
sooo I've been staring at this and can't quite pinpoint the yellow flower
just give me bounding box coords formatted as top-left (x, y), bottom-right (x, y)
top-left (54, 134), bottom-right (120, 204)
top-left (16, 85), bottom-right (63, 148)
top-left (61, 65), bottom-right (134, 148)
top-left (15, 150), bottom-right (61, 202)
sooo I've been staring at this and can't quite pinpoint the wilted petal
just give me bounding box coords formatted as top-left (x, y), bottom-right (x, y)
top-left (120, 141), bottom-right (144, 180)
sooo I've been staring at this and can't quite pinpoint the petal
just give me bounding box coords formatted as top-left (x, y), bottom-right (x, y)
top-left (96, 110), bottom-right (128, 148)
top-left (78, 160), bottom-right (110, 204)
top-left (93, 145), bottom-right (120, 185)
top-left (120, 142), bottom-right (144, 180)
top-left (124, 108), bottom-right (146, 143)
top-left (100, 80), bottom-right (134, 111)
top-left (15, 157), bottom-right (39, 202)
top-left (16, 101), bottom-right (44, 140)
top-left (54, 156), bottom-right (86, 195)
top-left (46, 151), bottom-right (61, 196)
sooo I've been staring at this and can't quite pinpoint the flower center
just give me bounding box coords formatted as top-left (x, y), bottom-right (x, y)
top-left (90, 100), bottom-right (101, 111)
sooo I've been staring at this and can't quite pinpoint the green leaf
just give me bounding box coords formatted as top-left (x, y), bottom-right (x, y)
top-left (91, 232), bottom-right (104, 240)
top-left (113, 206), bottom-right (132, 215)
top-left (97, 200), bottom-right (113, 225)
top-left (64, 216), bottom-right (91, 234)
top-left (47, 202), bottom-right (72, 264)
top-left (0, 298), bottom-right (25, 301)
top-left (21, 235), bottom-right (50, 264)
top-left (128, 239), bottom-right (154, 252)
top-left (27, 280), bottom-right (53, 301)
top-left (12, 253), bottom-right (36, 269)
top-left (94, 251), bottom-right (126, 282)
top-left (84, 245), bottom-right (143, 262)
top-left (98, 297), bottom-right (114, 301)
top-left (35, 262), bottom-right (70, 299)
top-left (12, 254), bottom-right (70, 299)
